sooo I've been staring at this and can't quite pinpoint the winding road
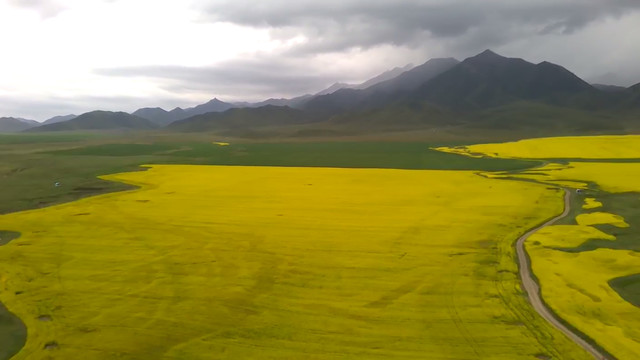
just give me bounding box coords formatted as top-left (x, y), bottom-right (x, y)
top-left (516, 189), bottom-right (609, 359)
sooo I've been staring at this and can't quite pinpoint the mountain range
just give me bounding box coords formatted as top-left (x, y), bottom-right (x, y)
top-left (26, 111), bottom-right (156, 132)
top-left (0, 117), bottom-right (40, 133)
top-left (7, 50), bottom-right (640, 135)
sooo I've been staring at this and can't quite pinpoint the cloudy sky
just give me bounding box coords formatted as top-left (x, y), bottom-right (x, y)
top-left (2, 0), bottom-right (640, 120)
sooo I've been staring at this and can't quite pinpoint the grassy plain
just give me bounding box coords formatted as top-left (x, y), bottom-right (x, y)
top-left (449, 135), bottom-right (640, 359)
top-left (0, 165), bottom-right (589, 359)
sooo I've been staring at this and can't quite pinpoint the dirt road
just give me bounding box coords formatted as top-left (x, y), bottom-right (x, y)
top-left (516, 189), bottom-right (609, 360)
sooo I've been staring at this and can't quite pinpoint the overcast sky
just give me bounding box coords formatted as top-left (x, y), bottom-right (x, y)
top-left (2, 0), bottom-right (640, 120)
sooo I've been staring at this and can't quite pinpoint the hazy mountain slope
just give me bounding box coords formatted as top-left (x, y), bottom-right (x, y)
top-left (43, 114), bottom-right (77, 125)
top-left (303, 58), bottom-right (460, 116)
top-left (238, 63), bottom-right (416, 110)
top-left (354, 64), bottom-right (414, 89)
top-left (314, 64), bottom-right (415, 95)
top-left (0, 117), bottom-right (39, 132)
top-left (168, 105), bottom-right (312, 132)
top-left (250, 94), bottom-right (315, 109)
top-left (188, 98), bottom-right (234, 115)
top-left (27, 111), bottom-right (157, 132)
top-left (316, 83), bottom-right (352, 95)
top-left (132, 107), bottom-right (175, 126)
top-left (133, 98), bottom-right (235, 125)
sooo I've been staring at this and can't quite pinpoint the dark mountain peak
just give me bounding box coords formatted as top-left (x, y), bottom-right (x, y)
top-left (463, 50), bottom-right (532, 69)
top-left (413, 51), bottom-right (594, 110)
top-left (536, 61), bottom-right (561, 69)
top-left (470, 49), bottom-right (505, 61)
top-left (137, 107), bottom-right (164, 111)
top-left (190, 98), bottom-right (234, 114)
top-left (631, 82), bottom-right (640, 92)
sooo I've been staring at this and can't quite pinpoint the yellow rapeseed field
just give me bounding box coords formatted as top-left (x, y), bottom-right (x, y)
top-left (436, 135), bottom-right (640, 159)
top-left (575, 212), bottom-right (630, 228)
top-left (446, 135), bottom-right (640, 359)
top-left (582, 198), bottom-right (602, 209)
top-left (527, 234), bottom-right (640, 359)
top-left (0, 165), bottom-right (588, 359)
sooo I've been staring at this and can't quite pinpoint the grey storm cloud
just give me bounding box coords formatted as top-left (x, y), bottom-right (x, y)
top-left (197, 0), bottom-right (640, 54)
top-left (96, 58), bottom-right (349, 99)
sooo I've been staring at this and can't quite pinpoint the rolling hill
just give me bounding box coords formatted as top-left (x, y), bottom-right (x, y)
top-left (0, 117), bottom-right (39, 133)
top-left (133, 98), bottom-right (235, 125)
top-left (167, 105), bottom-right (313, 132)
top-left (27, 111), bottom-right (157, 132)
top-left (43, 114), bottom-right (77, 125)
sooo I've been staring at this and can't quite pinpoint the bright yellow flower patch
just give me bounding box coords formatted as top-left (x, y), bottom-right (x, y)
top-left (583, 198), bottom-right (602, 209)
top-left (527, 239), bottom-right (640, 360)
top-left (530, 225), bottom-right (615, 248)
top-left (576, 212), bottom-right (630, 228)
top-left (438, 135), bottom-right (640, 159)
top-left (455, 135), bottom-right (640, 359)
top-left (0, 165), bottom-right (587, 359)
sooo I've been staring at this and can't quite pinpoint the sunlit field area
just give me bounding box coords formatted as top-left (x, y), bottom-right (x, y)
top-left (439, 135), bottom-right (640, 159)
top-left (446, 135), bottom-right (640, 359)
top-left (0, 165), bottom-right (587, 359)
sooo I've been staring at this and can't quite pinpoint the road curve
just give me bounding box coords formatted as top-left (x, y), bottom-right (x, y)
top-left (516, 189), bottom-right (609, 360)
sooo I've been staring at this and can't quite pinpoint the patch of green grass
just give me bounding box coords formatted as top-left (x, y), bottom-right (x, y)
top-left (563, 192), bottom-right (640, 252)
top-left (53, 143), bottom-right (180, 156)
top-left (0, 231), bottom-right (20, 246)
top-left (0, 132), bottom-right (104, 145)
top-left (52, 142), bottom-right (539, 171)
top-left (609, 274), bottom-right (640, 307)
top-left (0, 302), bottom-right (25, 360)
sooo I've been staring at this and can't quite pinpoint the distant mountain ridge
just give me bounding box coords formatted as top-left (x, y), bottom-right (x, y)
top-left (168, 105), bottom-right (313, 132)
top-left (43, 114), bottom-right (77, 125)
top-left (314, 63), bottom-right (415, 96)
top-left (28, 111), bottom-right (157, 132)
top-left (133, 98), bottom-right (234, 125)
top-left (0, 117), bottom-right (39, 133)
top-left (4, 49), bottom-right (640, 135)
